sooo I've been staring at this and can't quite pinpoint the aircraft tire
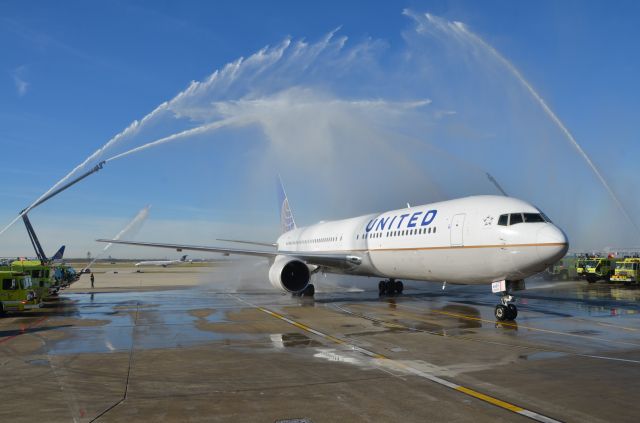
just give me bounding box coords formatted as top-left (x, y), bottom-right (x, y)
top-left (387, 281), bottom-right (396, 296)
top-left (303, 284), bottom-right (315, 297)
top-left (495, 305), bottom-right (508, 321)
top-left (395, 280), bottom-right (404, 294)
top-left (379, 281), bottom-right (388, 296)
top-left (507, 304), bottom-right (518, 320)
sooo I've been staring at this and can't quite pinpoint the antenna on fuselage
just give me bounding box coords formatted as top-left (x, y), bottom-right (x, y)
top-left (486, 173), bottom-right (508, 197)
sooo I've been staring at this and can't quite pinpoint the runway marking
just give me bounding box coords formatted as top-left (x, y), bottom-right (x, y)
top-left (399, 300), bottom-right (640, 348)
top-left (230, 294), bottom-right (562, 423)
top-left (0, 316), bottom-right (48, 345)
top-left (584, 319), bottom-right (639, 332)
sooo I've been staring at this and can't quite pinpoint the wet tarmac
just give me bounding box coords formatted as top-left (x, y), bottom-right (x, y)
top-left (1, 275), bottom-right (639, 422)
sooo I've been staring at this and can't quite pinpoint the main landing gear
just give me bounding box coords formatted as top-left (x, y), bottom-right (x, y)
top-left (379, 279), bottom-right (403, 296)
top-left (292, 284), bottom-right (315, 297)
top-left (493, 280), bottom-right (525, 321)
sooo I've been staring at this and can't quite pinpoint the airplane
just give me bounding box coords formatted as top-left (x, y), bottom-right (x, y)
top-left (134, 255), bottom-right (189, 268)
top-left (99, 179), bottom-right (568, 321)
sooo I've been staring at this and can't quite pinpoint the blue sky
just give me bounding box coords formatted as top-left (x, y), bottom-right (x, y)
top-left (1, 0), bottom-right (639, 258)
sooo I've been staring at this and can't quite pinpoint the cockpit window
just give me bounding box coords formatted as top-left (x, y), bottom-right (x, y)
top-left (509, 213), bottom-right (523, 225)
top-left (501, 212), bottom-right (550, 226)
top-left (523, 213), bottom-right (545, 223)
top-left (540, 212), bottom-right (552, 223)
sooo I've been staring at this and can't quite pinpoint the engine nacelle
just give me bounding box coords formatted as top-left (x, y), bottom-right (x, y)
top-left (269, 255), bottom-right (311, 293)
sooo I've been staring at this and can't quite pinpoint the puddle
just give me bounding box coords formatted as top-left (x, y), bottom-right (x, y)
top-left (25, 359), bottom-right (49, 366)
top-left (519, 351), bottom-right (569, 361)
top-left (270, 333), bottom-right (322, 348)
top-left (43, 291), bottom-right (250, 355)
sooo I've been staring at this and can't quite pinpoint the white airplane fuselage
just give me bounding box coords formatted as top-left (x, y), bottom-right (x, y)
top-left (277, 195), bottom-right (568, 284)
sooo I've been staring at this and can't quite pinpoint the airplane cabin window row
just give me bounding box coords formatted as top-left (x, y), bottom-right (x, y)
top-left (357, 226), bottom-right (437, 240)
top-left (286, 236), bottom-right (339, 246)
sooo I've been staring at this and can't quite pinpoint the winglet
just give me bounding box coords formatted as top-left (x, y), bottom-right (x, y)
top-left (277, 175), bottom-right (296, 234)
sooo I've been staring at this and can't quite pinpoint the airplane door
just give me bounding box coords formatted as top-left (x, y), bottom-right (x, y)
top-left (450, 214), bottom-right (465, 246)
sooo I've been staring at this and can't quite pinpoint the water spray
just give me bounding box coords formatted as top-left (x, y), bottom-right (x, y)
top-left (422, 13), bottom-right (639, 235)
top-left (105, 117), bottom-right (240, 163)
top-left (0, 161), bottom-right (107, 238)
top-left (82, 205), bottom-right (151, 272)
top-left (486, 173), bottom-right (508, 196)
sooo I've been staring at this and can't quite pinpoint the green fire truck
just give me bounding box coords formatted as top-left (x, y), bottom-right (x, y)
top-left (52, 264), bottom-right (78, 289)
top-left (544, 257), bottom-right (580, 281)
top-left (0, 270), bottom-right (41, 313)
top-left (581, 257), bottom-right (616, 283)
top-left (10, 260), bottom-right (54, 299)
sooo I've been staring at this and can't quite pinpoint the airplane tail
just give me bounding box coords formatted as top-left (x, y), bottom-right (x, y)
top-left (51, 245), bottom-right (65, 261)
top-left (277, 175), bottom-right (296, 234)
top-left (180, 255), bottom-right (188, 262)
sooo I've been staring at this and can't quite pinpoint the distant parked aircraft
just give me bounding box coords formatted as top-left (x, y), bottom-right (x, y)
top-left (135, 255), bottom-right (189, 268)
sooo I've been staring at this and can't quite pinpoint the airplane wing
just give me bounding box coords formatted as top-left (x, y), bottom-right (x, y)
top-left (216, 238), bottom-right (277, 248)
top-left (96, 239), bottom-right (362, 269)
top-left (96, 239), bottom-right (276, 258)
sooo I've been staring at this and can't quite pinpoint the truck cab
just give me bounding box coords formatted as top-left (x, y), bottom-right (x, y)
top-left (10, 260), bottom-right (53, 299)
top-left (0, 271), bottom-right (41, 313)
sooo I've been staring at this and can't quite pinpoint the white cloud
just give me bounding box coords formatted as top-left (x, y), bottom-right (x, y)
top-left (11, 65), bottom-right (29, 96)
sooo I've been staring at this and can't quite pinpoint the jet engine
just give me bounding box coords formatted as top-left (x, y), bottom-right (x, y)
top-left (269, 255), bottom-right (311, 293)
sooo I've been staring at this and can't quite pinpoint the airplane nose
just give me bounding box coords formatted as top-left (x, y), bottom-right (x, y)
top-left (537, 225), bottom-right (569, 264)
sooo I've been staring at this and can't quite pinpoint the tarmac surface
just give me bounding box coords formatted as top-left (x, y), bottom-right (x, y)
top-left (1, 264), bottom-right (640, 422)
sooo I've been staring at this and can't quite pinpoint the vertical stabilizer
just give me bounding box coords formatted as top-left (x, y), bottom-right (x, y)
top-left (277, 176), bottom-right (297, 234)
top-left (51, 245), bottom-right (66, 261)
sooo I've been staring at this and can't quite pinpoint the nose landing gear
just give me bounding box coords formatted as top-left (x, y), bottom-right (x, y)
top-left (492, 280), bottom-right (525, 321)
top-left (495, 294), bottom-right (518, 321)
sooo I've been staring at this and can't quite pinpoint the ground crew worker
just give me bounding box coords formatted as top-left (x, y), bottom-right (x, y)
top-left (90, 272), bottom-right (95, 288)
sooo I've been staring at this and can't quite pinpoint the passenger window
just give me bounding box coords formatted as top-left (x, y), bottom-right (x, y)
top-left (510, 213), bottom-right (523, 225)
top-left (523, 213), bottom-right (545, 223)
top-left (498, 214), bottom-right (508, 226)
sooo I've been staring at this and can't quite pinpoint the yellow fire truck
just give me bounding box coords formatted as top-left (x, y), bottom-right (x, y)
top-left (0, 271), bottom-right (41, 313)
top-left (611, 258), bottom-right (640, 285)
